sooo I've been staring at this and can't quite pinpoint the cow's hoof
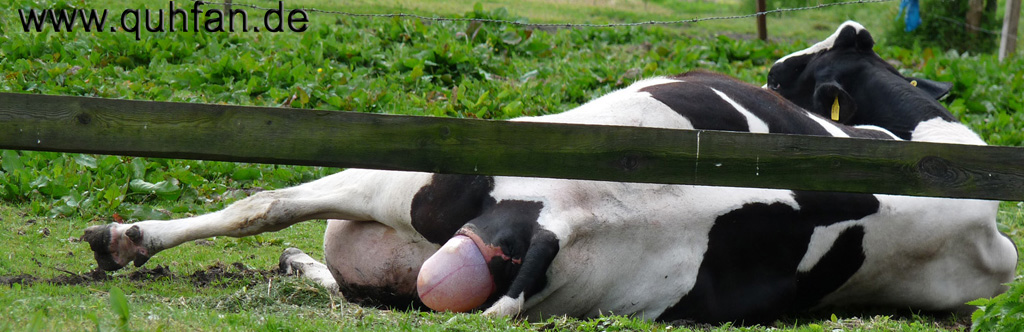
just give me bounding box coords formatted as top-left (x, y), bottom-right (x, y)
top-left (278, 247), bottom-right (307, 275)
top-left (82, 223), bottom-right (151, 271)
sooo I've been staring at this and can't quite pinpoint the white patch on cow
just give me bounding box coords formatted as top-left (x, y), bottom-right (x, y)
top-left (797, 221), bottom-right (861, 273)
top-left (818, 196), bottom-right (1015, 311)
top-left (709, 87), bottom-right (770, 133)
top-left (513, 77), bottom-right (695, 130)
top-left (774, 21), bottom-right (866, 65)
top-left (804, 112), bottom-right (850, 137)
top-left (483, 293), bottom-right (525, 317)
top-left (852, 125), bottom-right (901, 139)
top-left (910, 117), bottom-right (987, 145)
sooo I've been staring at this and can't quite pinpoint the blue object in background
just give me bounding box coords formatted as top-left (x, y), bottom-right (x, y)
top-left (897, 0), bottom-right (922, 32)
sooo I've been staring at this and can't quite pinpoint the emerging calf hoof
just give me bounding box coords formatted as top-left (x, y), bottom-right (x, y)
top-left (482, 295), bottom-right (525, 317)
top-left (82, 223), bottom-right (151, 271)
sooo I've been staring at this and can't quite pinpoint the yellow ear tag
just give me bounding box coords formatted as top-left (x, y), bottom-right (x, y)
top-left (830, 96), bottom-right (840, 121)
top-left (911, 80), bottom-right (918, 87)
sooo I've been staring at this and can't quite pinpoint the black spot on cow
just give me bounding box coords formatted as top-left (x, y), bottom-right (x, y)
top-left (639, 78), bottom-right (751, 132)
top-left (512, 228), bottom-right (560, 301)
top-left (794, 224), bottom-right (866, 308)
top-left (410, 174), bottom-right (495, 244)
top-left (658, 191), bottom-right (877, 324)
top-left (642, 71), bottom-right (834, 136)
top-left (463, 200), bottom-right (544, 299)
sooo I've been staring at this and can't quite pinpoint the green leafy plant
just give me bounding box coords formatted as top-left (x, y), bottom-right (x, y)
top-left (969, 278), bottom-right (1024, 331)
top-left (109, 286), bottom-right (130, 332)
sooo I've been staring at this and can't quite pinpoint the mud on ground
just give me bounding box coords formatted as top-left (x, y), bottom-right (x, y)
top-left (0, 262), bottom-right (282, 288)
top-left (1, 261), bottom-right (421, 311)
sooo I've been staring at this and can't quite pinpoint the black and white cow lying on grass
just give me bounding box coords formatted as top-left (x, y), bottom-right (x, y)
top-left (83, 22), bottom-right (1017, 323)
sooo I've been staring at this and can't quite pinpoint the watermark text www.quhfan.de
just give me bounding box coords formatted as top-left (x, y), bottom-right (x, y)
top-left (18, 1), bottom-right (308, 40)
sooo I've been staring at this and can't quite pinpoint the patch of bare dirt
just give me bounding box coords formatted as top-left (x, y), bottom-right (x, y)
top-left (189, 262), bottom-right (280, 288)
top-left (0, 262), bottom-right (282, 288)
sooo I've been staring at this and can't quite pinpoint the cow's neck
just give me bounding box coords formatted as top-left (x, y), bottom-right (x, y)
top-left (848, 69), bottom-right (979, 144)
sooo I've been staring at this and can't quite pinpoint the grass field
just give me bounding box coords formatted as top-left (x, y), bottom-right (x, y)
top-left (2, 0), bottom-right (1024, 331)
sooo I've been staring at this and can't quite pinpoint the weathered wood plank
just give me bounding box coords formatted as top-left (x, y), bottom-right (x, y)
top-left (1, 92), bottom-right (1023, 200)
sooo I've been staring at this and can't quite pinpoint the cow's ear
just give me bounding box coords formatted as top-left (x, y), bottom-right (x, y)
top-left (908, 77), bottom-right (953, 100)
top-left (813, 82), bottom-right (856, 123)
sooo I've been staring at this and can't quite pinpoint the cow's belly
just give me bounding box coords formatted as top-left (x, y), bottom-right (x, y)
top-left (523, 226), bottom-right (710, 319)
top-left (510, 183), bottom-right (802, 320)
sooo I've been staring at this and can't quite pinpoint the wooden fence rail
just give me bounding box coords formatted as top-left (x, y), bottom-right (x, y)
top-left (1, 92), bottom-right (1023, 201)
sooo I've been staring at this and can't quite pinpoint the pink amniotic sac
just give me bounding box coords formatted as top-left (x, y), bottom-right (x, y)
top-left (416, 235), bottom-right (495, 312)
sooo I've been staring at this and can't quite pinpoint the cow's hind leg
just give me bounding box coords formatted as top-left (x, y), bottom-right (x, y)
top-left (83, 169), bottom-right (433, 271)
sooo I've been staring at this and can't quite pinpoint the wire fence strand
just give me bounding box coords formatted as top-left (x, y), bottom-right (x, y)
top-left (193, 0), bottom-right (896, 29)
top-left (195, 0), bottom-right (1016, 41)
top-left (926, 13), bottom-right (1012, 40)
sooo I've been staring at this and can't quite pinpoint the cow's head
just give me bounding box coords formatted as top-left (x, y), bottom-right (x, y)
top-left (766, 21), bottom-right (955, 138)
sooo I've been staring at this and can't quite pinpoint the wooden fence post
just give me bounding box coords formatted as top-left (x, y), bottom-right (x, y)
top-left (756, 0), bottom-right (767, 41)
top-left (1000, 0), bottom-right (1021, 62)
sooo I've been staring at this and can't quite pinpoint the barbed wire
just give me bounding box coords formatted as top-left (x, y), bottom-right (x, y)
top-left (192, 0), bottom-right (896, 29)
top-left (926, 13), bottom-right (1010, 39)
